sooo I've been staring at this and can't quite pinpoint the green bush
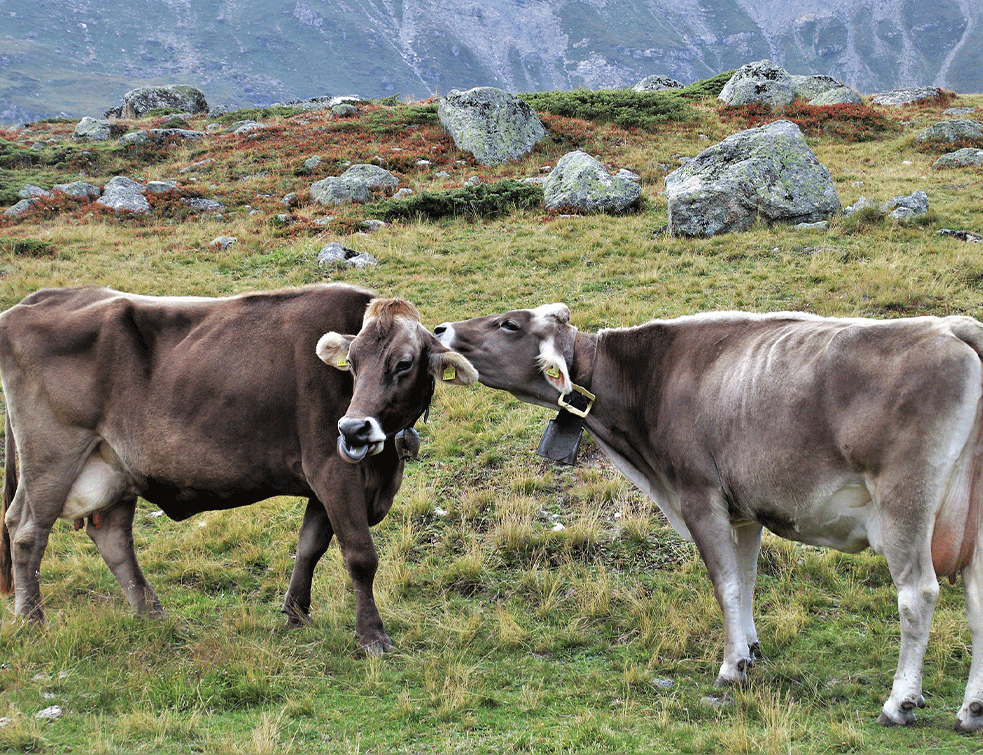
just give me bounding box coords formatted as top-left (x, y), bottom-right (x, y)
top-left (520, 88), bottom-right (695, 130)
top-left (677, 70), bottom-right (736, 99)
top-left (362, 179), bottom-right (543, 221)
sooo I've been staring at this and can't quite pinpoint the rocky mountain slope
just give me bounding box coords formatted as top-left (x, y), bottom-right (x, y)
top-left (1, 0), bottom-right (980, 124)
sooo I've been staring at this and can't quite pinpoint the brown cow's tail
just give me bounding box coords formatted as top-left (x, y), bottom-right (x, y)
top-left (1, 412), bottom-right (14, 594)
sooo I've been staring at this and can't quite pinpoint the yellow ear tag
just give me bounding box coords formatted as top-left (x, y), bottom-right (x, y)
top-left (443, 366), bottom-right (457, 381)
top-left (545, 365), bottom-right (561, 379)
top-left (337, 355), bottom-right (348, 369)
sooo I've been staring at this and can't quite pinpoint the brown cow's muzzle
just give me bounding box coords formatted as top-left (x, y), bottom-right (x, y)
top-left (337, 416), bottom-right (386, 463)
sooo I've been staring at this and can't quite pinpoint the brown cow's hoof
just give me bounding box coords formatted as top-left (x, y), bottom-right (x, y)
top-left (359, 633), bottom-right (394, 656)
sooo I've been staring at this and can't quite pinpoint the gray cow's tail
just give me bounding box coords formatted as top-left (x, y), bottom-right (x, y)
top-left (1, 412), bottom-right (14, 594)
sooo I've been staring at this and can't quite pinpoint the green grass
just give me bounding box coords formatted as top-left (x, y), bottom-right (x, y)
top-left (1, 83), bottom-right (983, 752)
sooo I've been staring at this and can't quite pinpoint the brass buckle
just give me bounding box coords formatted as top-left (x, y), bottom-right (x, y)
top-left (557, 383), bottom-right (595, 418)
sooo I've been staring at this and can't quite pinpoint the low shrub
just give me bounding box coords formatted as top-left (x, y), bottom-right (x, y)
top-left (720, 102), bottom-right (900, 141)
top-left (521, 88), bottom-right (696, 130)
top-left (362, 179), bottom-right (543, 222)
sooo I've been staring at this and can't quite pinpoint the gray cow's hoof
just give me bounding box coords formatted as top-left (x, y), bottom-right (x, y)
top-left (954, 700), bottom-right (983, 733)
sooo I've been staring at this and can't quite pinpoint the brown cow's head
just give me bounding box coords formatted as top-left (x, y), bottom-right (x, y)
top-left (433, 303), bottom-right (577, 409)
top-left (318, 298), bottom-right (477, 463)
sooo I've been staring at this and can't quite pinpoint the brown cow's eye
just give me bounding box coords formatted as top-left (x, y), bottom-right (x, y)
top-left (501, 319), bottom-right (519, 332)
top-left (394, 358), bottom-right (413, 374)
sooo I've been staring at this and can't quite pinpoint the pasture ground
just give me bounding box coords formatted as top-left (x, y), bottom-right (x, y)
top-left (1, 88), bottom-right (983, 753)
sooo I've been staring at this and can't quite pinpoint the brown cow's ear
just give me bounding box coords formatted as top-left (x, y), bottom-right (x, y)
top-left (430, 350), bottom-right (478, 385)
top-left (316, 332), bottom-right (355, 371)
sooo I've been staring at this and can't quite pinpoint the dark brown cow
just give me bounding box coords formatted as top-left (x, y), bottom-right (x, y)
top-left (436, 305), bottom-right (983, 730)
top-left (0, 284), bottom-right (474, 653)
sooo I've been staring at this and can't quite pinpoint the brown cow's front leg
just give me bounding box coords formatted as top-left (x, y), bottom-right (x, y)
top-left (334, 520), bottom-right (392, 654)
top-left (86, 498), bottom-right (163, 617)
top-left (282, 497), bottom-right (334, 627)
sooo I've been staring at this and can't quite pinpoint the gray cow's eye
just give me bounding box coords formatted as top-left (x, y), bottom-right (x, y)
top-left (393, 358), bottom-right (413, 374)
top-left (501, 319), bottom-right (520, 332)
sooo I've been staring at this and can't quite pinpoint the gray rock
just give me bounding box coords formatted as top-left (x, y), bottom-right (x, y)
top-left (944, 107), bottom-right (979, 117)
top-left (181, 197), bottom-right (226, 212)
top-left (148, 128), bottom-right (206, 142)
top-left (3, 198), bottom-right (37, 217)
top-left (939, 229), bottom-right (983, 243)
top-left (210, 236), bottom-right (237, 250)
top-left (317, 242), bottom-right (378, 268)
top-left (914, 119), bottom-right (983, 144)
top-left (633, 75), bottom-right (684, 92)
top-left (310, 164), bottom-right (399, 205)
top-left (145, 180), bottom-right (179, 194)
top-left (35, 706), bottom-right (63, 720)
top-left (809, 86), bottom-right (863, 106)
top-left (96, 176), bottom-right (150, 214)
top-left (19, 184), bottom-right (51, 199)
top-left (796, 220), bottom-right (829, 230)
top-left (331, 104), bottom-right (358, 117)
top-left (360, 219), bottom-right (387, 231)
top-left (882, 190), bottom-right (928, 216)
top-left (122, 85), bottom-right (208, 119)
top-left (232, 121), bottom-right (266, 136)
top-left (933, 148), bottom-right (983, 169)
top-left (870, 87), bottom-right (943, 107)
top-left (392, 188), bottom-right (414, 199)
top-left (52, 181), bottom-right (101, 200)
top-left (790, 74), bottom-right (842, 101)
top-left (544, 151), bottom-right (642, 214)
top-left (718, 60), bottom-right (794, 107)
top-left (844, 196), bottom-right (879, 215)
top-left (73, 116), bottom-right (115, 142)
top-left (303, 156), bottom-right (323, 172)
top-left (665, 120), bottom-right (840, 237)
top-left (119, 130), bottom-right (150, 146)
top-left (438, 87), bottom-right (547, 165)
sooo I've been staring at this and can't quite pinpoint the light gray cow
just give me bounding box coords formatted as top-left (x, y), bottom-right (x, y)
top-left (436, 305), bottom-right (983, 731)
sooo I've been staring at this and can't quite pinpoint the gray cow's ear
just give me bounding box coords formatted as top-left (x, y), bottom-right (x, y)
top-left (430, 349), bottom-right (478, 385)
top-left (316, 332), bottom-right (355, 371)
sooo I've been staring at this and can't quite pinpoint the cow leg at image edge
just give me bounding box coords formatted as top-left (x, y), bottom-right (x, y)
top-left (282, 497), bottom-right (334, 627)
top-left (5, 484), bottom-right (62, 622)
top-left (957, 547), bottom-right (983, 731)
top-left (85, 498), bottom-right (163, 617)
top-left (734, 522), bottom-right (763, 661)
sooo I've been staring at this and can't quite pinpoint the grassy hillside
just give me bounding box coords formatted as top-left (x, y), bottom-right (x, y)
top-left (1, 85), bottom-right (983, 753)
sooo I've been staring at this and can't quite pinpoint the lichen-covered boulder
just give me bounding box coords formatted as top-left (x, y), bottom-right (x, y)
top-left (870, 87), bottom-right (943, 107)
top-left (790, 74), bottom-right (842, 101)
top-left (933, 148), bottom-right (983, 169)
top-left (310, 164), bottom-right (399, 205)
top-left (809, 86), bottom-right (863, 106)
top-left (122, 85), bottom-right (209, 119)
top-left (96, 176), bottom-right (150, 214)
top-left (52, 181), bottom-right (101, 200)
top-left (543, 151), bottom-right (641, 214)
top-left (633, 75), bottom-right (684, 92)
top-left (914, 119), bottom-right (983, 144)
top-left (438, 87), bottom-right (546, 165)
top-left (73, 117), bottom-right (116, 142)
top-left (718, 60), bottom-right (794, 107)
top-left (665, 120), bottom-right (840, 237)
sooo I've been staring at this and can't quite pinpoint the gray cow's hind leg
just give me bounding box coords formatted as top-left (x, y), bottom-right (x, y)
top-left (5, 485), bottom-right (59, 622)
top-left (282, 497), bottom-right (334, 627)
top-left (85, 498), bottom-right (163, 617)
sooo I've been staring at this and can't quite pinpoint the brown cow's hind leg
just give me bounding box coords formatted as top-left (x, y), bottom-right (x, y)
top-left (85, 498), bottom-right (163, 617)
